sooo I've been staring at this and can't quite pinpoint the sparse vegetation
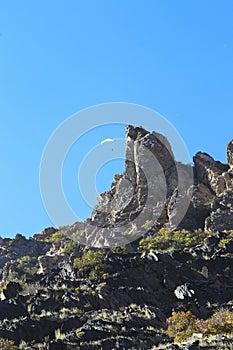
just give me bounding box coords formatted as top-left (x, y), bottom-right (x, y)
top-left (73, 250), bottom-right (111, 281)
top-left (0, 339), bottom-right (19, 350)
top-left (47, 230), bottom-right (66, 243)
top-left (167, 308), bottom-right (233, 343)
top-left (204, 308), bottom-right (233, 335)
top-left (111, 245), bottom-right (127, 254)
top-left (219, 230), bottom-right (233, 248)
top-left (14, 256), bottom-right (37, 277)
top-left (122, 226), bottom-right (137, 237)
top-left (140, 228), bottom-right (208, 252)
top-left (61, 239), bottom-right (79, 255)
top-left (142, 219), bottom-right (154, 231)
top-left (166, 310), bottom-right (198, 343)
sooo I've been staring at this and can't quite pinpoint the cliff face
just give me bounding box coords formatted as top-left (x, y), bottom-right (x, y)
top-left (0, 125), bottom-right (233, 350)
top-left (73, 125), bottom-right (233, 248)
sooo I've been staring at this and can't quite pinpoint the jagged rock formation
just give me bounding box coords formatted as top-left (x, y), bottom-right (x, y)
top-left (0, 125), bottom-right (233, 349)
top-left (70, 125), bottom-right (233, 248)
top-left (73, 125), bottom-right (192, 247)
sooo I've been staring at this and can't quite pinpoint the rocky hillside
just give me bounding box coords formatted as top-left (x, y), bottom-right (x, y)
top-left (0, 125), bottom-right (233, 349)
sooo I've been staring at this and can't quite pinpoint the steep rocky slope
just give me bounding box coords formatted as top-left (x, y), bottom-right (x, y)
top-left (0, 125), bottom-right (233, 349)
top-left (68, 125), bottom-right (233, 247)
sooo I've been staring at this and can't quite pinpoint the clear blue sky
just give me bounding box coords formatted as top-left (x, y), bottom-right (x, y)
top-left (0, 1), bottom-right (233, 237)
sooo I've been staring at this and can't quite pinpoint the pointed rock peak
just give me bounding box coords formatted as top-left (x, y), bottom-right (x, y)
top-left (126, 125), bottom-right (149, 140)
top-left (193, 152), bottom-right (228, 171)
top-left (152, 131), bottom-right (174, 158)
top-left (126, 125), bottom-right (174, 158)
top-left (227, 140), bottom-right (233, 167)
top-left (194, 152), bottom-right (215, 164)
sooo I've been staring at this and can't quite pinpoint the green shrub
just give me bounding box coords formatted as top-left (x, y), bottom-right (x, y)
top-left (140, 228), bottom-right (207, 252)
top-left (0, 338), bottom-right (19, 350)
top-left (111, 246), bottom-right (127, 254)
top-left (14, 256), bottom-right (37, 278)
top-left (61, 239), bottom-right (78, 255)
top-left (219, 230), bottom-right (233, 248)
top-left (204, 308), bottom-right (233, 335)
top-left (166, 310), bottom-right (198, 343)
top-left (73, 250), bottom-right (111, 281)
top-left (47, 230), bottom-right (66, 243)
top-left (73, 250), bottom-right (105, 269)
top-left (16, 256), bottom-right (36, 268)
top-left (16, 256), bottom-right (36, 270)
top-left (142, 220), bottom-right (154, 231)
top-left (167, 308), bottom-right (233, 343)
top-left (140, 228), bottom-right (172, 251)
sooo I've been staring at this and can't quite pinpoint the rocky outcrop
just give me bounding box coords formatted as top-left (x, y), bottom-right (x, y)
top-left (193, 152), bottom-right (229, 195)
top-left (38, 254), bottom-right (69, 274)
top-left (0, 126), bottom-right (233, 349)
top-left (33, 227), bottom-right (57, 241)
top-left (75, 125), bottom-right (194, 247)
top-left (69, 126), bottom-right (233, 249)
top-left (227, 140), bottom-right (233, 167)
top-left (0, 240), bottom-right (233, 348)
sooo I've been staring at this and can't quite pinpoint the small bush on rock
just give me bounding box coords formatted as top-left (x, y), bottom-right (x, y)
top-left (73, 250), bottom-right (111, 281)
top-left (166, 310), bottom-right (198, 343)
top-left (205, 308), bottom-right (233, 335)
top-left (142, 220), bottom-right (154, 231)
top-left (15, 256), bottom-right (37, 277)
top-left (61, 239), bottom-right (79, 255)
top-left (167, 308), bottom-right (233, 343)
top-left (0, 339), bottom-right (19, 350)
top-left (111, 246), bottom-right (127, 254)
top-left (218, 230), bottom-right (233, 248)
top-left (140, 228), bottom-right (208, 252)
top-left (47, 230), bottom-right (66, 243)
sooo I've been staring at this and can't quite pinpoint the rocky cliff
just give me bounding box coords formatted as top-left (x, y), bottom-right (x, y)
top-left (0, 125), bottom-right (233, 349)
top-left (72, 125), bottom-right (233, 247)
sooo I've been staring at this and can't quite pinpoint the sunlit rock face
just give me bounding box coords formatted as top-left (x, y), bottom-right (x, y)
top-left (62, 125), bottom-right (233, 248)
top-left (76, 125), bottom-right (191, 247)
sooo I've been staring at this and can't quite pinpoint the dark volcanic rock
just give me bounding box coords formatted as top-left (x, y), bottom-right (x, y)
top-left (0, 300), bottom-right (28, 320)
top-left (1, 125), bottom-right (233, 349)
top-left (205, 208), bottom-right (233, 232)
top-left (1, 281), bottom-right (22, 300)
